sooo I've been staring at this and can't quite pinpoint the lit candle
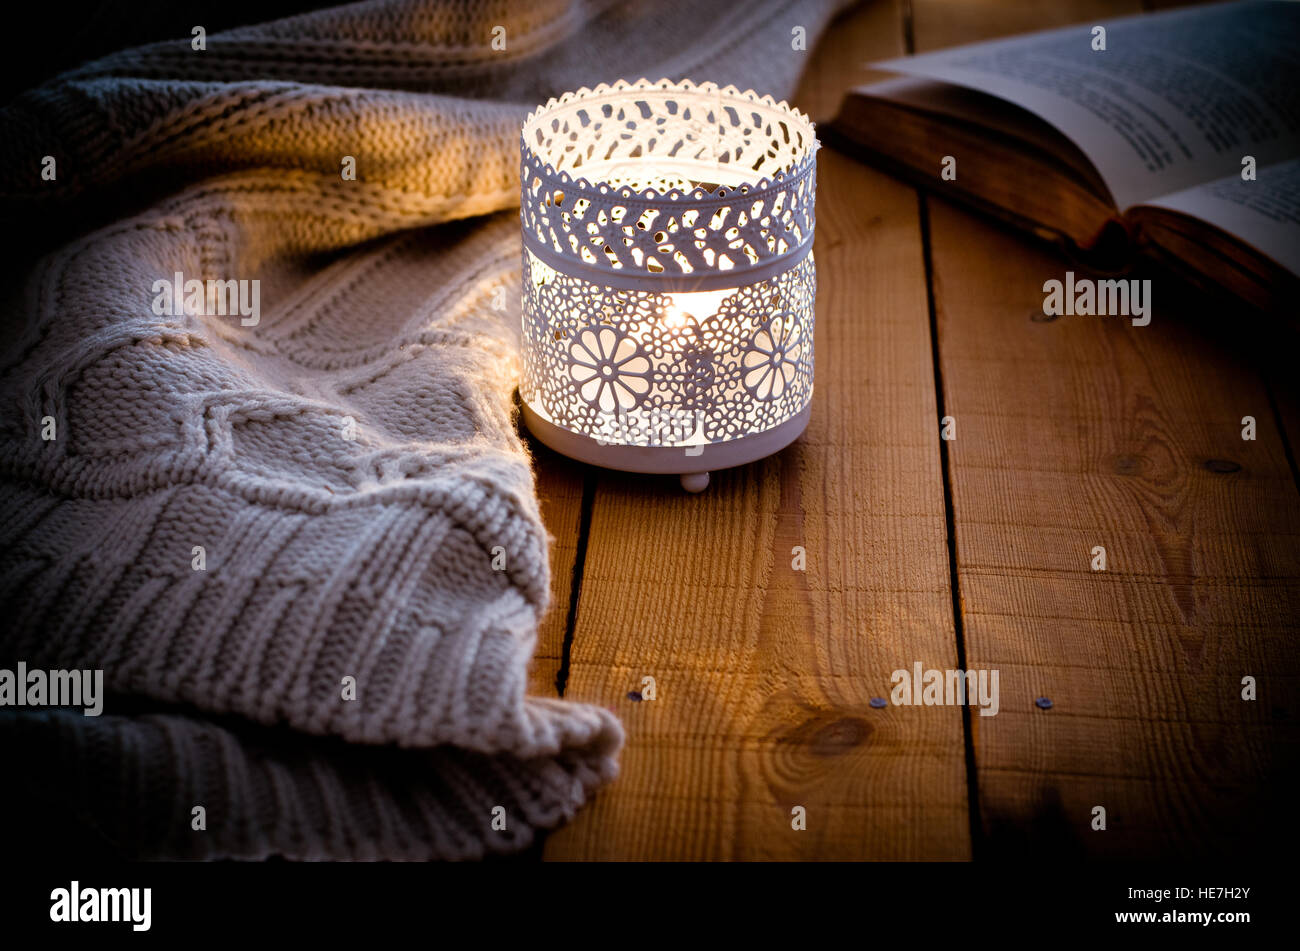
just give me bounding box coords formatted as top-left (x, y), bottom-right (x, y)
top-left (519, 79), bottom-right (818, 491)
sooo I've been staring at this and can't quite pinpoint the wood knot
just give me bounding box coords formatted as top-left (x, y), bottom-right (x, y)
top-left (1204, 459), bottom-right (1242, 474)
top-left (809, 716), bottom-right (871, 757)
top-left (1112, 454), bottom-right (1145, 476)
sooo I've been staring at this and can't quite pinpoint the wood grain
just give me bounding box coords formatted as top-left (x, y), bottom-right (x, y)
top-left (543, 144), bottom-right (970, 859)
top-left (925, 198), bottom-right (1300, 857)
top-left (910, 0), bottom-right (1300, 860)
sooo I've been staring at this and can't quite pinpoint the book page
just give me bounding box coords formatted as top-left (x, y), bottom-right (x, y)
top-left (1140, 157), bottom-right (1300, 276)
top-left (854, 76), bottom-right (1110, 194)
top-left (872, 0), bottom-right (1300, 210)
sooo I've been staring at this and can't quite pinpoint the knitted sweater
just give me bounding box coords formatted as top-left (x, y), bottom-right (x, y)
top-left (0, 0), bottom-right (845, 860)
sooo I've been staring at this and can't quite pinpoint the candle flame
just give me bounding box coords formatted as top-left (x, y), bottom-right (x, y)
top-left (662, 289), bottom-right (733, 331)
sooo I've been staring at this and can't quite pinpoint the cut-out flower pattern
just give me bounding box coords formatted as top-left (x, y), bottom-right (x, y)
top-left (569, 326), bottom-right (652, 413)
top-left (741, 315), bottom-right (802, 400)
top-left (523, 250), bottom-right (814, 444)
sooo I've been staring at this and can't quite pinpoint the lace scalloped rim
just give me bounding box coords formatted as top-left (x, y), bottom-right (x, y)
top-left (520, 78), bottom-right (819, 204)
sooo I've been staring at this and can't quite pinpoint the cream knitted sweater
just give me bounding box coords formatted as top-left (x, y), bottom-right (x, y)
top-left (0, 0), bottom-right (844, 860)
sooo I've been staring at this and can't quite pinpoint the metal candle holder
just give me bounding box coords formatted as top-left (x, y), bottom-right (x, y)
top-left (519, 79), bottom-right (817, 492)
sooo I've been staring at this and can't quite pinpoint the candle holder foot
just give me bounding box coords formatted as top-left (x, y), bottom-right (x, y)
top-left (679, 472), bottom-right (710, 493)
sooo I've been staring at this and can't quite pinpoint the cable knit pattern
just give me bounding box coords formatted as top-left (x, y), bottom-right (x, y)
top-left (0, 0), bottom-right (847, 860)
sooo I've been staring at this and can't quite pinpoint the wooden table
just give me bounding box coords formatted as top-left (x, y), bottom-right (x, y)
top-left (524, 0), bottom-right (1300, 860)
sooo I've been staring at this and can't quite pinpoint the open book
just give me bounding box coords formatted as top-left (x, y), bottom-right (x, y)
top-left (829, 0), bottom-right (1300, 314)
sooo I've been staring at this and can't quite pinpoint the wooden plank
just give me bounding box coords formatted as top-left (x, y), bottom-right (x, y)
top-left (543, 148), bottom-right (969, 860)
top-left (925, 197), bottom-right (1300, 857)
top-left (910, 0), bottom-right (1141, 50)
top-left (517, 2), bottom-right (903, 710)
top-left (526, 441), bottom-right (587, 699)
top-left (543, 0), bottom-right (970, 858)
top-left (911, 0), bottom-right (1300, 857)
top-left (793, 0), bottom-right (908, 121)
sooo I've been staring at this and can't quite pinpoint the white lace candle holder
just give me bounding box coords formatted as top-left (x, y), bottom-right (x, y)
top-left (519, 79), bottom-right (817, 492)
